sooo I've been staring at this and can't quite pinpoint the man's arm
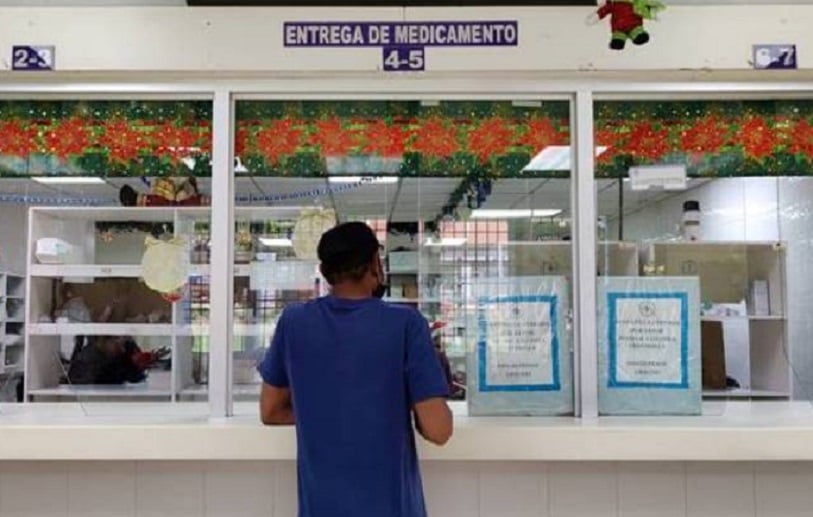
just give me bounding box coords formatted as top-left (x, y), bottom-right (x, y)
top-left (260, 383), bottom-right (295, 426)
top-left (406, 312), bottom-right (454, 446)
top-left (258, 310), bottom-right (293, 425)
top-left (414, 397), bottom-right (452, 445)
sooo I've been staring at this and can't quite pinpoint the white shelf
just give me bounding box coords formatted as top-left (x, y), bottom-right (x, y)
top-left (701, 315), bottom-right (786, 322)
top-left (29, 263), bottom-right (255, 278)
top-left (30, 264), bottom-right (143, 278)
top-left (28, 323), bottom-right (174, 337)
top-left (180, 383), bottom-right (260, 397)
top-left (384, 297), bottom-right (443, 304)
top-left (175, 324), bottom-right (267, 337)
top-left (28, 385), bottom-right (173, 398)
top-left (703, 389), bottom-right (790, 399)
top-left (188, 264), bottom-right (251, 277)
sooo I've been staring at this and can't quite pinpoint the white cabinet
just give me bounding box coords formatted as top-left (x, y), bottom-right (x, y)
top-left (24, 206), bottom-right (311, 402)
top-left (0, 271), bottom-right (25, 377)
top-left (643, 241), bottom-right (789, 399)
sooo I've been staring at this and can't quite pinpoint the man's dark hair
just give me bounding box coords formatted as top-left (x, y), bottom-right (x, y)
top-left (317, 222), bottom-right (380, 286)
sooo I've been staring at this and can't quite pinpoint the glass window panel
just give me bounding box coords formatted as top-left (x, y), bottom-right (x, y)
top-left (595, 99), bottom-right (813, 415)
top-left (0, 99), bottom-right (212, 416)
top-left (233, 99), bottom-right (575, 417)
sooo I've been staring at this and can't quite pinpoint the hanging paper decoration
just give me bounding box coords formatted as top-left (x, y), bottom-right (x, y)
top-left (292, 209), bottom-right (337, 260)
top-left (141, 236), bottom-right (189, 302)
top-left (587, 0), bottom-right (665, 50)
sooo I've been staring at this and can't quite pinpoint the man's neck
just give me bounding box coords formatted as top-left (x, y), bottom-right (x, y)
top-left (330, 283), bottom-right (372, 300)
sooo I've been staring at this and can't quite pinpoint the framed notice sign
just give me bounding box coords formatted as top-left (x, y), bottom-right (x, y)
top-left (477, 295), bottom-right (559, 391)
top-left (468, 276), bottom-right (572, 416)
top-left (599, 277), bottom-right (701, 415)
top-left (607, 292), bottom-right (689, 389)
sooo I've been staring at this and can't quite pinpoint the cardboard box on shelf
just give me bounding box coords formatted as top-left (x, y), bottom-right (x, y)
top-left (701, 321), bottom-right (727, 390)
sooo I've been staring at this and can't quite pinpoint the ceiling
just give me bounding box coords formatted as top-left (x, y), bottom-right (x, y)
top-left (0, 176), bottom-right (709, 223)
top-left (0, 0), bottom-right (808, 5)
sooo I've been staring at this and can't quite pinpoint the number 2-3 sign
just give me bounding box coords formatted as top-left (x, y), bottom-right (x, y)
top-left (12, 45), bottom-right (55, 71)
top-left (382, 46), bottom-right (425, 72)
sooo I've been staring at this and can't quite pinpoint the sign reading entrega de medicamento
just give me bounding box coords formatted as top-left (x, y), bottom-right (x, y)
top-left (283, 21), bottom-right (519, 72)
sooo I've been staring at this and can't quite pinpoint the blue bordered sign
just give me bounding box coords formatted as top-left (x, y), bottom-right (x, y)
top-left (12, 45), bottom-right (55, 71)
top-left (607, 292), bottom-right (689, 390)
top-left (477, 294), bottom-right (560, 392)
top-left (284, 21), bottom-right (518, 72)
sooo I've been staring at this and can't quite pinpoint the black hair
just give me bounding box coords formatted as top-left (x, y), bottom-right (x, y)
top-left (317, 222), bottom-right (380, 286)
top-left (119, 185), bottom-right (138, 206)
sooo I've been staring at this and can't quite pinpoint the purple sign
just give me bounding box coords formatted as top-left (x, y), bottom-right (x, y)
top-left (12, 45), bottom-right (55, 71)
top-left (753, 44), bottom-right (797, 70)
top-left (382, 46), bottom-right (425, 72)
top-left (284, 21), bottom-right (518, 72)
top-left (284, 21), bottom-right (518, 48)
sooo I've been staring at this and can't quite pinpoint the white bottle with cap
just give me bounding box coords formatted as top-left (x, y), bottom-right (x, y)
top-left (682, 200), bottom-right (701, 242)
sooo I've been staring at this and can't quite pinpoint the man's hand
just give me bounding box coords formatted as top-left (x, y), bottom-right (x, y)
top-left (260, 383), bottom-right (295, 425)
top-left (414, 398), bottom-right (453, 446)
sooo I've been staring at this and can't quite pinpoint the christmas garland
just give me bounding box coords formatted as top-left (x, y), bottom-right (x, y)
top-left (1, 100), bottom-right (813, 180)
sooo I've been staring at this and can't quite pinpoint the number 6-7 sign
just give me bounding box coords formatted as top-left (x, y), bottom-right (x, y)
top-left (12, 45), bottom-right (56, 71)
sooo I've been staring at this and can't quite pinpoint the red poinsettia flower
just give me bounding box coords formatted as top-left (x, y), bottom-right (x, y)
top-left (0, 119), bottom-right (40, 157)
top-left (43, 118), bottom-right (91, 159)
top-left (467, 117), bottom-right (515, 164)
top-left (624, 121), bottom-right (671, 162)
top-left (234, 124), bottom-right (251, 158)
top-left (153, 122), bottom-right (200, 163)
top-left (308, 118), bottom-right (359, 156)
top-left (254, 119), bottom-right (305, 164)
top-left (737, 116), bottom-right (777, 160)
top-left (98, 119), bottom-right (150, 165)
top-left (410, 118), bottom-right (460, 158)
top-left (198, 124), bottom-right (212, 154)
top-left (517, 117), bottom-right (567, 153)
top-left (595, 126), bottom-right (625, 164)
top-left (787, 119), bottom-right (813, 159)
top-left (680, 117), bottom-right (729, 159)
top-left (361, 120), bottom-right (408, 157)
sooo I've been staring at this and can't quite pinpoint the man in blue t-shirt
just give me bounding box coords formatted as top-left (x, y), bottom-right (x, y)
top-left (259, 222), bottom-right (453, 517)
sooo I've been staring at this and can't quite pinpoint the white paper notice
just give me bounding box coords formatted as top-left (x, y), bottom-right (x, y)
top-left (483, 299), bottom-right (554, 387)
top-left (612, 297), bottom-right (684, 386)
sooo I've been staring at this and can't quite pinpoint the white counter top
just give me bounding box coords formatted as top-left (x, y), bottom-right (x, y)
top-left (1, 401), bottom-right (813, 461)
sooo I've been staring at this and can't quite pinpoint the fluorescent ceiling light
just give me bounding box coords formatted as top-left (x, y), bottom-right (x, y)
top-left (523, 146), bottom-right (608, 171)
top-left (258, 238), bottom-right (293, 247)
top-left (471, 209), bottom-right (562, 219)
top-left (425, 237), bottom-right (468, 247)
top-left (32, 176), bottom-right (106, 185)
top-left (328, 176), bottom-right (399, 184)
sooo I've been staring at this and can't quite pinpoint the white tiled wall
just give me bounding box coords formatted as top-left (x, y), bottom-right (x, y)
top-left (0, 460), bottom-right (810, 517)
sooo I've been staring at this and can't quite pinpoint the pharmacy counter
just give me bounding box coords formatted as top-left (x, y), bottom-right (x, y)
top-left (0, 401), bottom-right (812, 461)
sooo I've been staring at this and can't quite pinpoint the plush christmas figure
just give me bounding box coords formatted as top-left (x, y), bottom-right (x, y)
top-left (587, 0), bottom-right (665, 51)
top-left (119, 176), bottom-right (210, 207)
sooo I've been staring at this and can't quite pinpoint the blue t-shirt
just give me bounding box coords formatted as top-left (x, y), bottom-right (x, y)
top-left (258, 296), bottom-right (449, 517)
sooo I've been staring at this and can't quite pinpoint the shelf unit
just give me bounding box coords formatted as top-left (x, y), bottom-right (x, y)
top-left (643, 241), bottom-right (789, 399)
top-left (25, 206), bottom-right (315, 402)
top-left (0, 271), bottom-right (25, 377)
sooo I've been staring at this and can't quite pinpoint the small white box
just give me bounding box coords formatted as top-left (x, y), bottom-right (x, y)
top-left (388, 251), bottom-right (418, 273)
top-left (34, 238), bottom-right (74, 264)
top-left (750, 280), bottom-right (771, 316)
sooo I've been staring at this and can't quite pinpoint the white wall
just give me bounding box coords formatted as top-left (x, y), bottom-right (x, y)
top-left (0, 5), bottom-right (811, 72)
top-left (0, 460), bottom-right (809, 517)
top-left (0, 205), bottom-right (27, 274)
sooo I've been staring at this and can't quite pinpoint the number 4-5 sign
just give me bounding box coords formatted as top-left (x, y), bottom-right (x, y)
top-left (382, 46), bottom-right (425, 72)
top-left (12, 45), bottom-right (55, 71)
